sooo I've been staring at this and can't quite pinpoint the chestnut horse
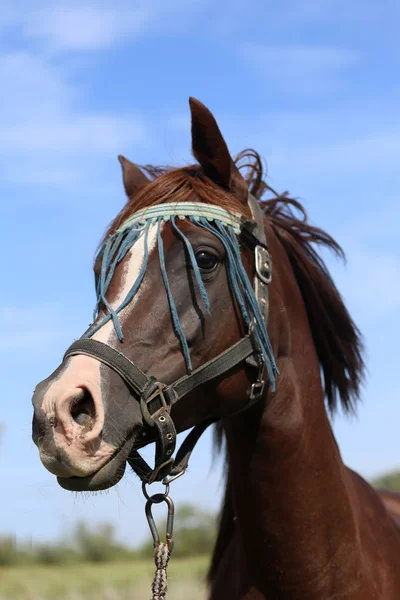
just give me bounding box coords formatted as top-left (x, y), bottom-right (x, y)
top-left (32, 98), bottom-right (400, 599)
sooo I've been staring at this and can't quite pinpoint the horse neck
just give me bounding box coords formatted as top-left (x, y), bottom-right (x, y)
top-left (213, 229), bottom-right (365, 599)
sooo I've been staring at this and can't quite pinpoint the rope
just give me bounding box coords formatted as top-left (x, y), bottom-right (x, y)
top-left (157, 217), bottom-right (192, 372)
top-left (170, 216), bottom-right (210, 313)
top-left (151, 542), bottom-right (171, 600)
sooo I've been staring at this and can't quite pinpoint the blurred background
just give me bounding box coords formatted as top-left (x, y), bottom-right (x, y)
top-left (0, 1), bottom-right (399, 598)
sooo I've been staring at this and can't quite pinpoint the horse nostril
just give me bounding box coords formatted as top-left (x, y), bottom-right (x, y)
top-left (70, 388), bottom-right (96, 428)
top-left (32, 412), bottom-right (46, 446)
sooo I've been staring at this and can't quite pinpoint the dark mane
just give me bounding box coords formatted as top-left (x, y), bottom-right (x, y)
top-left (237, 149), bottom-right (365, 412)
top-left (264, 196), bottom-right (365, 413)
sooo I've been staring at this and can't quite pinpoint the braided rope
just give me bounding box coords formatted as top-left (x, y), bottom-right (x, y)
top-left (151, 542), bottom-right (171, 600)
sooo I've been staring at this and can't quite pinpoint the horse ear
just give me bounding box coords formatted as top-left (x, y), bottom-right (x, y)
top-left (189, 97), bottom-right (248, 204)
top-left (118, 155), bottom-right (150, 198)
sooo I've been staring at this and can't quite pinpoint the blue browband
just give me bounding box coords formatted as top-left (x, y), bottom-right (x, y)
top-left (118, 202), bottom-right (242, 233)
top-left (85, 202), bottom-right (278, 391)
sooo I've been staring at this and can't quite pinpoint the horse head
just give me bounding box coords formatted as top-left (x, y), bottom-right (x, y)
top-left (31, 98), bottom-right (278, 492)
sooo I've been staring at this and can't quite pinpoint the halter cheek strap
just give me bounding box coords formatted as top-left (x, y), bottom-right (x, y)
top-left (63, 193), bottom-right (276, 484)
top-left (243, 191), bottom-right (272, 360)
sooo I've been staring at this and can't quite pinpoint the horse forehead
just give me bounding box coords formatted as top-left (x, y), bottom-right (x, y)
top-left (167, 217), bottom-right (221, 244)
top-left (146, 218), bottom-right (212, 251)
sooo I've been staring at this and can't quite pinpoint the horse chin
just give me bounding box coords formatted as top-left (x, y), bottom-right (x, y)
top-left (56, 435), bottom-right (136, 492)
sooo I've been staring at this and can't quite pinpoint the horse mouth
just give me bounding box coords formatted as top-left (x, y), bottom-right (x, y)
top-left (56, 434), bottom-right (137, 492)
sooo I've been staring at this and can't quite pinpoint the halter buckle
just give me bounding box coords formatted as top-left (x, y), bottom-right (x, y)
top-left (255, 245), bottom-right (272, 285)
top-left (141, 383), bottom-right (170, 428)
top-left (249, 380), bottom-right (265, 401)
top-left (248, 357), bottom-right (265, 402)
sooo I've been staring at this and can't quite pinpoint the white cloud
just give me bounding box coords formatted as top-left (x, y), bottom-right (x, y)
top-left (0, 51), bottom-right (147, 185)
top-left (0, 0), bottom-right (206, 53)
top-left (0, 0), bottom-right (207, 185)
top-left (240, 44), bottom-right (360, 95)
top-left (24, 6), bottom-right (153, 51)
top-left (1, 114), bottom-right (145, 153)
top-left (0, 52), bottom-right (73, 120)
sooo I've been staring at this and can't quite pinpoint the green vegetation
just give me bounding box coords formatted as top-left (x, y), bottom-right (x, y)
top-left (0, 557), bottom-right (208, 599)
top-left (372, 469), bottom-right (400, 492)
top-left (0, 504), bottom-right (216, 567)
top-left (0, 504), bottom-right (214, 599)
top-left (0, 523), bottom-right (131, 567)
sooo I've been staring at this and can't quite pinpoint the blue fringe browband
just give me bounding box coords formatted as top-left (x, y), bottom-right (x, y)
top-left (85, 202), bottom-right (278, 391)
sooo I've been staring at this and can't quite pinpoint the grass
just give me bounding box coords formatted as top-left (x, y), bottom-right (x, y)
top-left (0, 557), bottom-right (208, 600)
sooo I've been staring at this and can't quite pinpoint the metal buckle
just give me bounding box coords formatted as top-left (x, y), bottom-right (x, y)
top-left (249, 380), bottom-right (265, 401)
top-left (255, 245), bottom-right (272, 284)
top-left (140, 383), bottom-right (170, 427)
top-left (162, 469), bottom-right (186, 485)
top-left (248, 356), bottom-right (265, 402)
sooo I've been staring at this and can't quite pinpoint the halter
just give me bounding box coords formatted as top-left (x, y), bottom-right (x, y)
top-left (64, 193), bottom-right (279, 484)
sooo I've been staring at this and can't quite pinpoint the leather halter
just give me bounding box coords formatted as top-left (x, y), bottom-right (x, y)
top-left (64, 193), bottom-right (273, 484)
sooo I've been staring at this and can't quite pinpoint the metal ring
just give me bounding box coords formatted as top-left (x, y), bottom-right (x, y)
top-left (162, 469), bottom-right (186, 485)
top-left (145, 494), bottom-right (175, 552)
top-left (142, 481), bottom-right (170, 501)
top-left (148, 492), bottom-right (168, 505)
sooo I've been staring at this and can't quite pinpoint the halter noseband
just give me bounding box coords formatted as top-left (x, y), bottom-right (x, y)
top-left (63, 193), bottom-right (278, 484)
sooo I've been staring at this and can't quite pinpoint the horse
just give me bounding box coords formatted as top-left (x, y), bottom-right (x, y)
top-left (32, 98), bottom-right (400, 599)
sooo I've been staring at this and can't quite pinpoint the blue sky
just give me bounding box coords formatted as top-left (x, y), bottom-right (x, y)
top-left (1, 0), bottom-right (399, 546)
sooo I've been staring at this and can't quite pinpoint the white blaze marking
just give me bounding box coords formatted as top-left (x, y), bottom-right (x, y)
top-left (93, 222), bottom-right (160, 344)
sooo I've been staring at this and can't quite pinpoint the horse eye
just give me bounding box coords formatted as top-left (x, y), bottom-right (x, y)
top-left (195, 251), bottom-right (219, 272)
